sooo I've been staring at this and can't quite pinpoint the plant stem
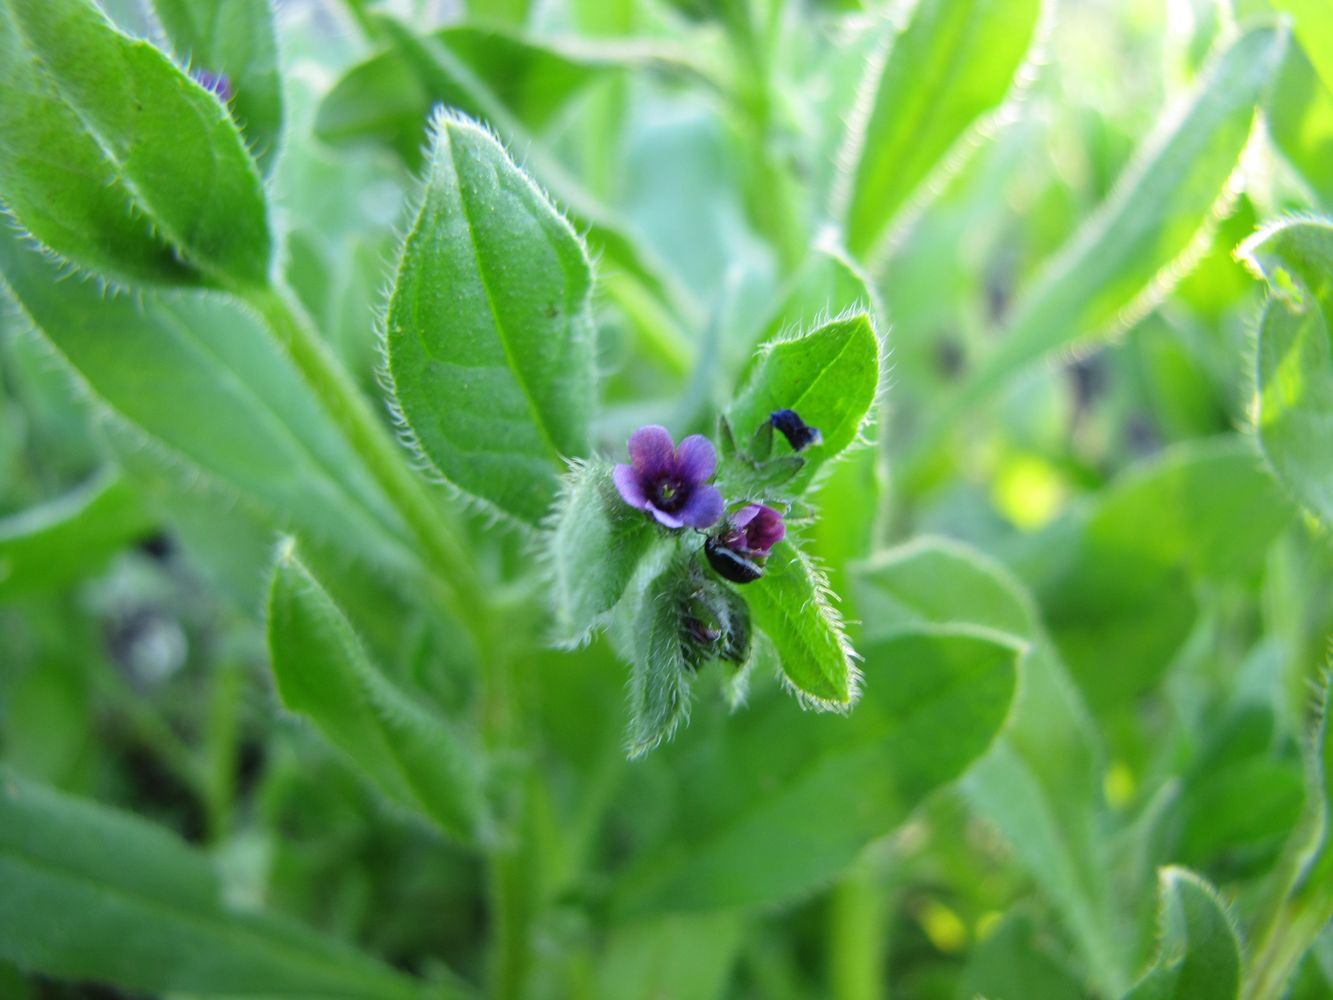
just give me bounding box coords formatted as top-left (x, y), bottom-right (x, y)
top-left (829, 869), bottom-right (889, 1000)
top-left (240, 280), bottom-right (486, 629)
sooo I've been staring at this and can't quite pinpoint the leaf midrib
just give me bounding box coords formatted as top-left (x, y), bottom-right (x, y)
top-left (443, 126), bottom-right (568, 468)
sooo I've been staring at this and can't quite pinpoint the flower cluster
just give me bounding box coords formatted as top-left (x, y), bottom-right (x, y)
top-left (613, 418), bottom-right (812, 585)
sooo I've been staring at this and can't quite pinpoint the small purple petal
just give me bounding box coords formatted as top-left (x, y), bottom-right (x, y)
top-left (730, 504), bottom-right (761, 530)
top-left (613, 463), bottom-right (649, 509)
top-left (647, 504), bottom-right (686, 529)
top-left (676, 434), bottom-right (717, 484)
top-left (627, 425), bottom-right (676, 477)
top-left (194, 69), bottom-right (233, 102)
top-left (745, 505), bottom-right (786, 554)
top-left (678, 484), bottom-right (724, 529)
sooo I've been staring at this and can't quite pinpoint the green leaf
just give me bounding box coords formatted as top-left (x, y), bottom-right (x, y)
top-left (596, 913), bottom-right (743, 1000)
top-left (1272, 0), bottom-right (1333, 96)
top-left (746, 541), bottom-right (859, 708)
top-left (618, 554), bottom-right (695, 759)
top-left (960, 907), bottom-right (1088, 1000)
top-left (851, 537), bottom-right (1128, 995)
top-left (944, 24), bottom-right (1286, 417)
top-left (1237, 216), bottom-right (1333, 527)
top-left (1268, 43), bottom-right (1333, 207)
top-left (1245, 667), bottom-right (1333, 999)
top-left (838, 0), bottom-right (1044, 258)
top-left (615, 629), bottom-right (1017, 912)
top-left (0, 0), bottom-right (271, 290)
top-left (1122, 868), bottom-right (1240, 1000)
top-left (0, 471), bottom-right (154, 597)
top-left (148, 0), bottom-right (284, 175)
top-left (544, 460), bottom-right (659, 647)
top-left (723, 313), bottom-right (881, 496)
top-left (749, 240), bottom-right (882, 352)
top-left (386, 111), bottom-right (596, 527)
top-left (316, 25), bottom-right (622, 169)
top-left (373, 20), bottom-right (700, 334)
top-left (266, 542), bottom-right (492, 843)
top-left (1043, 437), bottom-right (1291, 712)
top-left (0, 767), bottom-right (434, 999)
top-left (0, 227), bottom-right (423, 584)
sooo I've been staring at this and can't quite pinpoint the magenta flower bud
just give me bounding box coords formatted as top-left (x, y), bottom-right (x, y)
top-left (613, 425), bottom-right (724, 530)
top-left (704, 503), bottom-right (786, 584)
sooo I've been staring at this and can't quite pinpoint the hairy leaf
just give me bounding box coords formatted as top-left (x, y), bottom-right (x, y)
top-left (0, 471), bottom-right (153, 597)
top-left (0, 228), bottom-right (421, 583)
top-left (0, 768), bottom-right (432, 999)
top-left (852, 537), bottom-right (1126, 994)
top-left (946, 24), bottom-right (1286, 416)
top-left (386, 111), bottom-right (596, 527)
top-left (746, 541), bottom-right (859, 707)
top-left (616, 629), bottom-right (1017, 912)
top-left (545, 460), bottom-right (658, 647)
top-left (149, 0), bottom-right (284, 175)
top-left (839, 0), bottom-right (1043, 257)
top-left (620, 554), bottom-right (695, 759)
top-left (1238, 216), bottom-right (1333, 526)
top-left (1122, 869), bottom-right (1240, 1000)
top-left (266, 543), bottom-right (492, 842)
top-left (724, 313), bottom-right (880, 496)
top-left (0, 0), bottom-right (270, 289)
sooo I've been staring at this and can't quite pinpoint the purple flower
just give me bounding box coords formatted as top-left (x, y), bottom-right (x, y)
top-left (721, 504), bottom-right (786, 557)
top-left (193, 69), bottom-right (233, 102)
top-left (613, 425), bottom-right (724, 529)
top-left (704, 504), bottom-right (786, 584)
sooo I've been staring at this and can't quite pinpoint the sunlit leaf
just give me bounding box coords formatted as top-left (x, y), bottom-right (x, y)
top-left (1238, 216), bottom-right (1333, 527)
top-left (943, 24), bottom-right (1286, 418)
top-left (838, 0), bottom-right (1044, 257)
top-left (724, 313), bottom-right (881, 496)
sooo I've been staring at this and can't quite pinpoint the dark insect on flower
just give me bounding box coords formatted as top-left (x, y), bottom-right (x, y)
top-left (613, 425), bottom-right (724, 529)
top-left (705, 503), bottom-right (785, 584)
top-left (193, 69), bottom-right (233, 103)
top-left (770, 409), bottom-right (822, 451)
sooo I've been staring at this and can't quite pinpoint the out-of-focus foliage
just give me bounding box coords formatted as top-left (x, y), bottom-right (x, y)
top-left (0, 0), bottom-right (1330, 997)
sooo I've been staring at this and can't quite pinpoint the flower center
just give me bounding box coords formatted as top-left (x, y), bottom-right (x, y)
top-left (654, 477), bottom-right (685, 511)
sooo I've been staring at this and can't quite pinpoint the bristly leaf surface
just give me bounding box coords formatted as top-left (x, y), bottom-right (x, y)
top-left (0, 0), bottom-right (271, 289)
top-left (386, 111), bottom-right (596, 527)
top-left (1238, 216), bottom-right (1333, 527)
top-left (266, 543), bottom-right (492, 843)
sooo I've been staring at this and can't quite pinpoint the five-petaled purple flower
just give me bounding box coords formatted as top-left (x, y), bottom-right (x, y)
top-left (704, 504), bottom-right (786, 584)
top-left (613, 425), bottom-right (724, 529)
